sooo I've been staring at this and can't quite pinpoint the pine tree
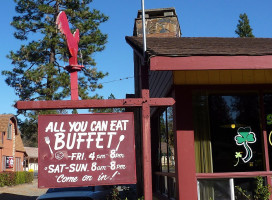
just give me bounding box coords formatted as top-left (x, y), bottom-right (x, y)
top-left (2, 0), bottom-right (109, 146)
top-left (235, 13), bottom-right (254, 37)
top-left (91, 93), bottom-right (124, 113)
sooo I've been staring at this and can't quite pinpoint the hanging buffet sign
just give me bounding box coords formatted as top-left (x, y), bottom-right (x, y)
top-left (38, 113), bottom-right (136, 188)
top-left (234, 127), bottom-right (256, 166)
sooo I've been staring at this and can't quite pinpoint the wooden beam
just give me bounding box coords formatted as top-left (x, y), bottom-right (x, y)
top-left (197, 171), bottom-right (272, 179)
top-left (70, 71), bottom-right (79, 100)
top-left (15, 98), bottom-right (175, 110)
top-left (175, 88), bottom-right (198, 200)
top-left (150, 55), bottom-right (272, 71)
top-left (141, 90), bottom-right (152, 200)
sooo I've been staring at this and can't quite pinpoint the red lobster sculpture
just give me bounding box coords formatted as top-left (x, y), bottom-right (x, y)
top-left (56, 11), bottom-right (84, 100)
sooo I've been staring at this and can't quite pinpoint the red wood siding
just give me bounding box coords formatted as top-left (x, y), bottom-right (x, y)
top-left (150, 55), bottom-right (272, 71)
top-left (174, 69), bottom-right (272, 85)
top-left (175, 87), bottom-right (198, 200)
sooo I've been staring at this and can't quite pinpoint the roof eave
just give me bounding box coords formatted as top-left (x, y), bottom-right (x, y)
top-left (125, 36), bottom-right (145, 61)
top-left (150, 55), bottom-right (272, 71)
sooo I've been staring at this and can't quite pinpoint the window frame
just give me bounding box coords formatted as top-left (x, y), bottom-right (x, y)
top-left (153, 106), bottom-right (176, 199)
top-left (15, 157), bottom-right (21, 171)
top-left (2, 155), bottom-right (6, 171)
top-left (7, 123), bottom-right (12, 140)
top-left (190, 86), bottom-right (272, 199)
top-left (1, 132), bottom-right (4, 144)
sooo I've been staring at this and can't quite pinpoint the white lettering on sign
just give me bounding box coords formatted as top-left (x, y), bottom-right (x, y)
top-left (77, 133), bottom-right (87, 149)
top-left (90, 121), bottom-right (108, 131)
top-left (116, 164), bottom-right (126, 169)
top-left (91, 162), bottom-right (107, 171)
top-left (57, 174), bottom-right (78, 183)
top-left (45, 122), bottom-right (66, 132)
top-left (110, 120), bottom-right (129, 131)
top-left (97, 173), bottom-right (110, 181)
top-left (82, 175), bottom-right (93, 181)
top-left (96, 132), bottom-right (105, 149)
top-left (54, 132), bottom-right (117, 151)
top-left (107, 132), bottom-right (116, 148)
top-left (54, 133), bottom-right (65, 150)
top-left (48, 164), bottom-right (66, 173)
top-left (39, 114), bottom-right (136, 188)
top-left (46, 163), bottom-right (88, 173)
top-left (69, 164), bottom-right (88, 172)
top-left (96, 154), bottom-right (107, 160)
top-left (69, 121), bottom-right (88, 132)
top-left (110, 150), bottom-right (124, 158)
top-left (89, 152), bottom-right (95, 160)
top-left (68, 153), bottom-right (85, 160)
top-left (86, 132), bottom-right (96, 148)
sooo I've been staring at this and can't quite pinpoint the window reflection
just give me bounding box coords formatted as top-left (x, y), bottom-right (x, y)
top-left (194, 94), bottom-right (264, 173)
top-left (159, 107), bottom-right (175, 173)
top-left (160, 110), bottom-right (167, 172)
top-left (155, 107), bottom-right (176, 198)
top-left (198, 177), bottom-right (258, 200)
top-left (264, 94), bottom-right (272, 170)
top-left (167, 107), bottom-right (175, 173)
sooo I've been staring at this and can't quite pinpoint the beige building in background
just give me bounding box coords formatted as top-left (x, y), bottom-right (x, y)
top-left (24, 147), bottom-right (38, 174)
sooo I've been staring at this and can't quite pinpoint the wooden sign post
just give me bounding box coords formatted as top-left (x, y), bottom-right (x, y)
top-left (15, 11), bottom-right (175, 200)
top-left (16, 94), bottom-right (175, 200)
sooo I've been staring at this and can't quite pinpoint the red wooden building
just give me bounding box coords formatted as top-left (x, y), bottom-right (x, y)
top-left (0, 114), bottom-right (25, 172)
top-left (126, 8), bottom-right (272, 200)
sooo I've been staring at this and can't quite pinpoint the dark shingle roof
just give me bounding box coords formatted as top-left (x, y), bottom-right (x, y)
top-left (16, 134), bottom-right (26, 152)
top-left (0, 114), bottom-right (15, 133)
top-left (125, 37), bottom-right (272, 57)
top-left (0, 114), bottom-right (16, 147)
top-left (0, 114), bottom-right (25, 152)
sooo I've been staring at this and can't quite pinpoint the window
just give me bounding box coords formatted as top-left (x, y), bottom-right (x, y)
top-left (1, 132), bottom-right (4, 144)
top-left (7, 124), bottom-right (12, 140)
top-left (6, 156), bottom-right (14, 169)
top-left (15, 157), bottom-right (21, 171)
top-left (153, 107), bottom-right (176, 199)
top-left (193, 94), bottom-right (264, 173)
top-left (159, 107), bottom-right (175, 173)
top-left (198, 177), bottom-right (258, 200)
top-left (193, 92), bottom-right (271, 200)
top-left (2, 156), bottom-right (6, 171)
top-left (209, 95), bottom-right (264, 172)
top-left (264, 94), bottom-right (272, 170)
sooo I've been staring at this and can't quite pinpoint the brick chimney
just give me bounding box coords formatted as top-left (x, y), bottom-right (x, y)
top-left (133, 8), bottom-right (181, 38)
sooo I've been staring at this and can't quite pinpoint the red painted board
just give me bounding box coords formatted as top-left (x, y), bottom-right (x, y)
top-left (15, 98), bottom-right (175, 110)
top-left (150, 55), bottom-right (272, 71)
top-left (38, 113), bottom-right (136, 188)
top-left (70, 71), bottom-right (79, 100)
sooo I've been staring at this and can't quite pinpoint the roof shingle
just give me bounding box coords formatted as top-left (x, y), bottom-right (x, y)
top-left (126, 37), bottom-right (272, 57)
top-left (16, 134), bottom-right (26, 152)
top-left (0, 114), bottom-right (16, 147)
top-left (0, 114), bottom-right (15, 133)
top-left (24, 147), bottom-right (38, 158)
top-left (0, 114), bottom-right (25, 152)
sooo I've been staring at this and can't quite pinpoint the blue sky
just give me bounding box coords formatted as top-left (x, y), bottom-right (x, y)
top-left (1, 0), bottom-right (272, 115)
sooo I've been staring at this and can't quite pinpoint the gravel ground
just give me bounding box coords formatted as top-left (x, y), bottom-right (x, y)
top-left (0, 179), bottom-right (47, 200)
